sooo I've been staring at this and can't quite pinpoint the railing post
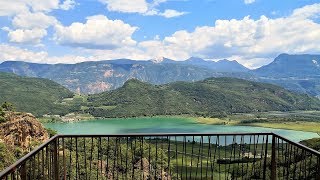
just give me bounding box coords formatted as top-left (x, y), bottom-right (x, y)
top-left (53, 138), bottom-right (59, 180)
top-left (271, 135), bottom-right (277, 180)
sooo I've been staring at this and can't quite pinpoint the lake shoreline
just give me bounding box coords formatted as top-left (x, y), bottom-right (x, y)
top-left (40, 114), bottom-right (320, 134)
top-left (43, 116), bottom-right (320, 142)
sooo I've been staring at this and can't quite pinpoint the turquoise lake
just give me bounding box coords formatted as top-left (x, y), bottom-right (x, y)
top-left (44, 117), bottom-right (319, 142)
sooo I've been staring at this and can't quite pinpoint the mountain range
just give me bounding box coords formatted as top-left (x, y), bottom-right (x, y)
top-left (0, 57), bottom-right (250, 94)
top-left (1, 54), bottom-right (320, 96)
top-left (254, 54), bottom-right (320, 96)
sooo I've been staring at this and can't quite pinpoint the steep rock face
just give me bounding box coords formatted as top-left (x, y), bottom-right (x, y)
top-left (0, 112), bottom-right (48, 150)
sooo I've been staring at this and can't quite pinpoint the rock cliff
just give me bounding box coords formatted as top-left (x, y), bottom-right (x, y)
top-left (0, 112), bottom-right (48, 151)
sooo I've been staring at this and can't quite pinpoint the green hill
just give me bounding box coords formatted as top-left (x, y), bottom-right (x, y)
top-left (0, 72), bottom-right (75, 116)
top-left (86, 77), bottom-right (320, 118)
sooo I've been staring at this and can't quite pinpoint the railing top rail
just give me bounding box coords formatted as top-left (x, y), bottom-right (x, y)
top-left (273, 133), bottom-right (320, 156)
top-left (0, 135), bottom-right (59, 177)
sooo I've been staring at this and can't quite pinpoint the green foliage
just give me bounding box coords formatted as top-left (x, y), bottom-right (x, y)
top-left (0, 72), bottom-right (75, 117)
top-left (300, 138), bottom-right (320, 151)
top-left (0, 142), bottom-right (16, 171)
top-left (45, 128), bottom-right (57, 137)
top-left (86, 78), bottom-right (320, 118)
top-left (1, 101), bottom-right (14, 111)
top-left (0, 106), bottom-right (5, 123)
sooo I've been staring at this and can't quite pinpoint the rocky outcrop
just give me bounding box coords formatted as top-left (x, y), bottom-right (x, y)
top-left (0, 112), bottom-right (49, 150)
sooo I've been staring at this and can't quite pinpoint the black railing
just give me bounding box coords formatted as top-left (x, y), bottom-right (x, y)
top-left (0, 133), bottom-right (319, 179)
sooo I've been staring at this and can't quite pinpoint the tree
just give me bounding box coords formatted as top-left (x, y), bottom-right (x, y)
top-left (1, 102), bottom-right (14, 111)
top-left (0, 107), bottom-right (5, 123)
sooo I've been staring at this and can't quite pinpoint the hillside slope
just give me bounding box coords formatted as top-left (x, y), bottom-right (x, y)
top-left (0, 72), bottom-right (74, 116)
top-left (86, 78), bottom-right (320, 118)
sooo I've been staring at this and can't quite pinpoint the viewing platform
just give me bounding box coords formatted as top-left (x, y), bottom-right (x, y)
top-left (1, 133), bottom-right (319, 180)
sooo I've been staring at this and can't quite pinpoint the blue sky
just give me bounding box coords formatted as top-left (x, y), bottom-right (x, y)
top-left (0, 0), bottom-right (320, 68)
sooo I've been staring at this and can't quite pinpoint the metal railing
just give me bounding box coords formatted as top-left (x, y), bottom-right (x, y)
top-left (0, 133), bottom-right (319, 179)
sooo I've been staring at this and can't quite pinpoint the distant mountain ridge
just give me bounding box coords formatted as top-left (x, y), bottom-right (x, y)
top-left (254, 53), bottom-right (320, 77)
top-left (2, 53), bottom-right (320, 96)
top-left (253, 54), bottom-right (320, 96)
top-left (0, 58), bottom-right (250, 94)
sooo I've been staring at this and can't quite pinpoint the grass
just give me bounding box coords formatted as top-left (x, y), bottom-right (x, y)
top-left (247, 121), bottom-right (320, 133)
top-left (193, 111), bottom-right (320, 133)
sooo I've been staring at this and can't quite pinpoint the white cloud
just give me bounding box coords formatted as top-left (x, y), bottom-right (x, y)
top-left (12, 12), bottom-right (58, 29)
top-left (99, 0), bottom-right (187, 18)
top-left (158, 9), bottom-right (187, 18)
top-left (0, 44), bottom-right (48, 62)
top-left (60, 0), bottom-right (77, 10)
top-left (0, 0), bottom-right (75, 16)
top-left (2, 11), bottom-right (58, 44)
top-left (244, 0), bottom-right (255, 4)
top-left (28, 0), bottom-right (60, 12)
top-left (99, 0), bottom-right (148, 13)
top-left (0, 1), bottom-right (29, 16)
top-left (291, 3), bottom-right (320, 19)
top-left (128, 3), bottom-right (320, 68)
top-left (0, 44), bottom-right (92, 64)
top-left (53, 15), bottom-right (138, 49)
top-left (7, 28), bottom-right (47, 44)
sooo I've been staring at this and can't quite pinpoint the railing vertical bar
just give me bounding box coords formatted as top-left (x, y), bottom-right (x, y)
top-left (62, 138), bottom-right (66, 180)
top-left (154, 137), bottom-right (158, 179)
top-left (287, 143), bottom-right (293, 178)
top-left (231, 135), bottom-right (236, 178)
top-left (174, 136), bottom-right (179, 179)
top-left (317, 156), bottom-right (320, 178)
top-left (282, 139), bottom-right (287, 178)
top-left (182, 136), bottom-right (186, 179)
top-left (271, 135), bottom-right (276, 180)
top-left (82, 137), bottom-right (87, 180)
top-left (37, 151), bottom-right (40, 179)
top-left (89, 137), bottom-right (93, 179)
top-left (140, 137), bottom-right (144, 180)
top-left (293, 145), bottom-right (298, 178)
top-left (147, 136), bottom-right (151, 180)
top-left (195, 136), bottom-right (201, 178)
top-left (113, 137), bottom-right (117, 179)
top-left (75, 137), bottom-right (79, 180)
top-left (189, 136), bottom-right (195, 180)
top-left (245, 135), bottom-right (252, 179)
top-left (167, 136), bottom-right (171, 179)
top-left (218, 135), bottom-right (221, 180)
top-left (118, 137), bottom-right (123, 180)
top-left (205, 136), bottom-right (210, 179)
top-left (240, 135), bottom-right (244, 180)
top-left (19, 163), bottom-right (26, 180)
top-left (130, 137), bottom-right (135, 179)
top-left (224, 135), bottom-right (227, 179)
top-left (262, 135), bottom-right (269, 180)
top-left (200, 136), bottom-right (204, 179)
top-left (68, 137), bottom-right (72, 180)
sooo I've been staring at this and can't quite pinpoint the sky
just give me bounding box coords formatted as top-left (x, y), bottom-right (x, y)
top-left (0, 0), bottom-right (320, 69)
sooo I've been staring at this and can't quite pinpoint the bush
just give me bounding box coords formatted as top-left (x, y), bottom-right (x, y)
top-left (46, 128), bottom-right (58, 137)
